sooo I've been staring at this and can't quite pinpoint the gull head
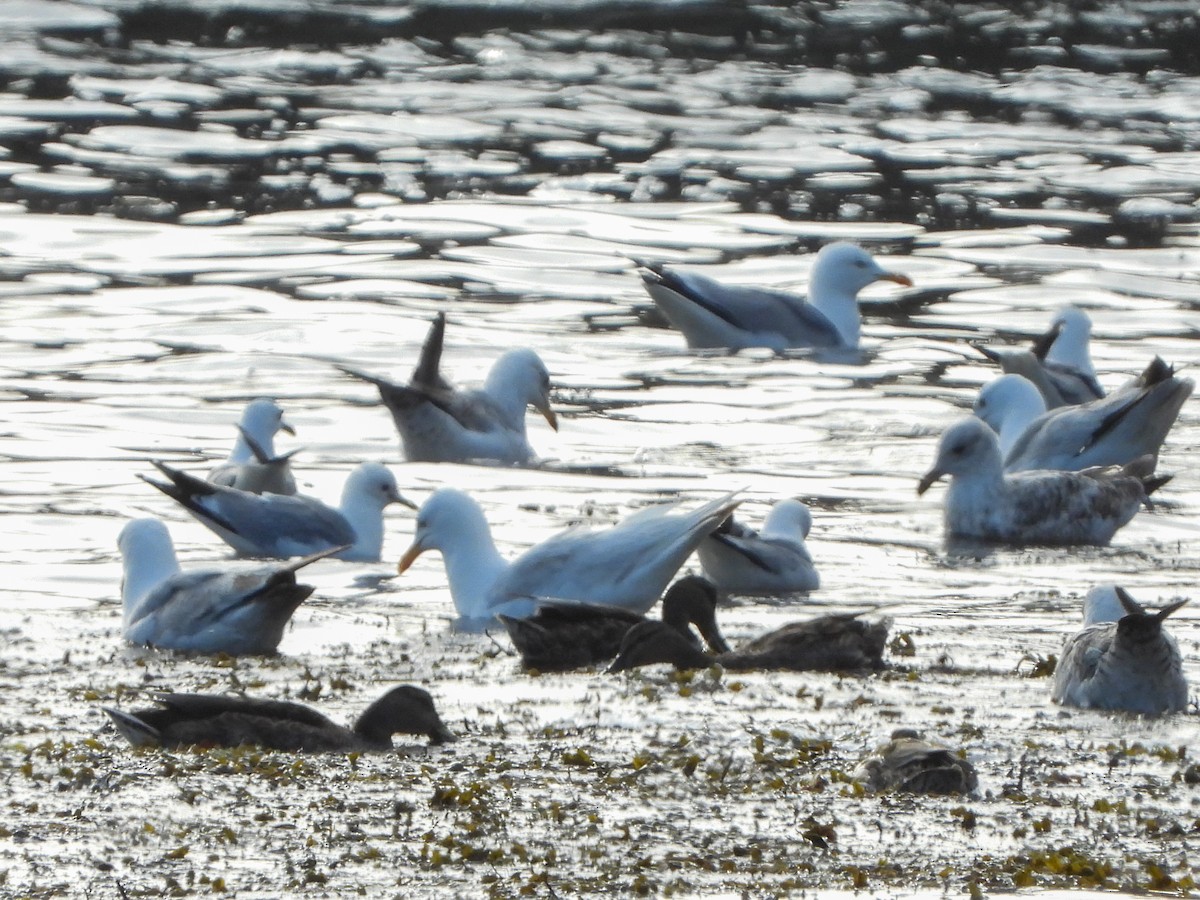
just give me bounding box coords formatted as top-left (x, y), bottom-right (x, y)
top-left (1043, 306), bottom-right (1094, 369)
top-left (762, 498), bottom-right (814, 540)
top-left (397, 487), bottom-right (489, 574)
top-left (490, 348), bottom-right (558, 431)
top-left (973, 374), bottom-right (1046, 436)
top-left (918, 417), bottom-right (1003, 495)
top-left (342, 462), bottom-right (415, 512)
top-left (241, 398), bottom-right (295, 439)
top-left (811, 242), bottom-right (913, 300)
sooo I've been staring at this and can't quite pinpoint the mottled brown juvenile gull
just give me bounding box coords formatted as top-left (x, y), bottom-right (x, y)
top-left (973, 360), bottom-right (1192, 472)
top-left (607, 608), bottom-right (888, 673)
top-left (119, 518), bottom-right (342, 655)
top-left (1052, 585), bottom-right (1188, 715)
top-left (340, 312), bottom-right (556, 465)
top-left (397, 488), bottom-right (741, 622)
top-left (208, 398), bottom-right (298, 495)
top-left (499, 575), bottom-right (729, 673)
top-left (917, 416), bottom-right (1165, 545)
top-left (103, 685), bottom-right (455, 752)
top-left (853, 729), bottom-right (978, 794)
top-left (697, 498), bottom-right (819, 595)
top-left (642, 242), bottom-right (911, 352)
top-left (141, 460), bottom-right (413, 561)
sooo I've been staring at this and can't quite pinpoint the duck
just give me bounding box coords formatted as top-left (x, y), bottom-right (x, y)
top-left (974, 306), bottom-right (1103, 408)
top-left (917, 417), bottom-right (1167, 545)
top-left (103, 685), bottom-right (455, 752)
top-left (1052, 585), bottom-right (1188, 715)
top-left (607, 609), bottom-right (889, 673)
top-left (209, 399), bottom-right (298, 494)
top-left (641, 242), bottom-right (912, 352)
top-left (973, 363), bottom-right (1192, 472)
top-left (697, 498), bottom-right (819, 595)
top-left (852, 728), bottom-right (978, 794)
top-left (499, 574), bottom-right (730, 672)
top-left (397, 488), bottom-right (741, 622)
top-left (141, 460), bottom-right (414, 561)
top-left (118, 518), bottom-right (341, 655)
top-left (339, 312), bottom-right (556, 465)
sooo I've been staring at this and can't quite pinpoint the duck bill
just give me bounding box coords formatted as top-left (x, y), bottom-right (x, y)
top-left (537, 402), bottom-right (558, 432)
top-left (879, 271), bottom-right (913, 287)
top-left (397, 542), bottom-right (425, 574)
top-left (916, 468), bottom-right (944, 496)
top-left (428, 719), bottom-right (457, 744)
top-left (280, 419), bottom-right (296, 436)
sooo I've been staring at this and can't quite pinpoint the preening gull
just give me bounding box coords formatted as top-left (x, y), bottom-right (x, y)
top-left (642, 242), bottom-right (911, 352)
top-left (209, 399), bottom-right (298, 495)
top-left (118, 517), bottom-right (340, 655)
top-left (852, 729), bottom-right (978, 795)
top-left (697, 498), bottom-right (819, 595)
top-left (607, 606), bottom-right (889, 673)
top-left (1052, 585), bottom-right (1188, 715)
top-left (340, 312), bottom-right (556, 465)
top-left (103, 686), bottom-right (455, 751)
top-left (499, 574), bottom-right (729, 673)
top-left (396, 488), bottom-right (741, 622)
top-left (973, 360), bottom-right (1192, 472)
top-left (917, 417), bottom-right (1166, 545)
top-left (141, 460), bottom-right (413, 561)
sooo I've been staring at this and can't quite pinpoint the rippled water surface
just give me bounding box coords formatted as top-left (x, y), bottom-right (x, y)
top-left (2, 1), bottom-right (1199, 897)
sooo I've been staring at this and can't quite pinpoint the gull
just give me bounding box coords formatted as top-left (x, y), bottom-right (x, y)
top-left (209, 399), bottom-right (298, 494)
top-left (141, 460), bottom-right (414, 561)
top-left (498, 574), bottom-right (730, 673)
top-left (119, 518), bottom-right (343, 655)
top-left (340, 312), bottom-right (556, 465)
top-left (397, 488), bottom-right (741, 622)
top-left (974, 306), bottom-right (1103, 408)
top-left (103, 685), bottom-right (455, 751)
top-left (973, 361), bottom-right (1192, 472)
top-left (917, 417), bottom-right (1166, 545)
top-left (852, 729), bottom-right (978, 794)
top-left (697, 498), bottom-right (819, 595)
top-left (607, 609), bottom-right (889, 673)
top-left (641, 242), bottom-right (912, 351)
top-left (1052, 585), bottom-right (1188, 715)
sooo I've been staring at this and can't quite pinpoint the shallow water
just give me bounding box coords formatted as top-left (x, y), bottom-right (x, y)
top-left (1, 1), bottom-right (1199, 897)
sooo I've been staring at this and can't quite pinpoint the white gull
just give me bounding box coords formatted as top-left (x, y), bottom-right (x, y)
top-left (119, 518), bottom-right (340, 654)
top-left (209, 398), bottom-right (298, 495)
top-left (396, 488), bottom-right (740, 622)
top-left (1052, 585), bottom-right (1188, 715)
top-left (340, 312), bottom-right (556, 465)
top-left (696, 498), bottom-right (819, 595)
top-left (973, 361), bottom-right (1192, 472)
top-left (141, 460), bottom-right (413, 561)
top-left (641, 242), bottom-right (911, 352)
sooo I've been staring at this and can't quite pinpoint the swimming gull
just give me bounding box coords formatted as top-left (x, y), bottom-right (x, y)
top-left (498, 574), bottom-right (730, 672)
top-left (103, 685), bottom-right (455, 751)
top-left (118, 518), bottom-right (342, 655)
top-left (917, 416), bottom-right (1167, 545)
top-left (641, 242), bottom-right (911, 352)
top-left (697, 498), bottom-right (819, 595)
top-left (974, 306), bottom-right (1103, 408)
top-left (141, 460), bottom-right (414, 561)
top-left (607, 607), bottom-right (888, 673)
top-left (340, 312), bottom-right (556, 465)
top-left (973, 361), bottom-right (1192, 472)
top-left (397, 488), bottom-right (741, 621)
top-left (1052, 585), bottom-right (1188, 715)
top-left (209, 398), bottom-right (298, 494)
